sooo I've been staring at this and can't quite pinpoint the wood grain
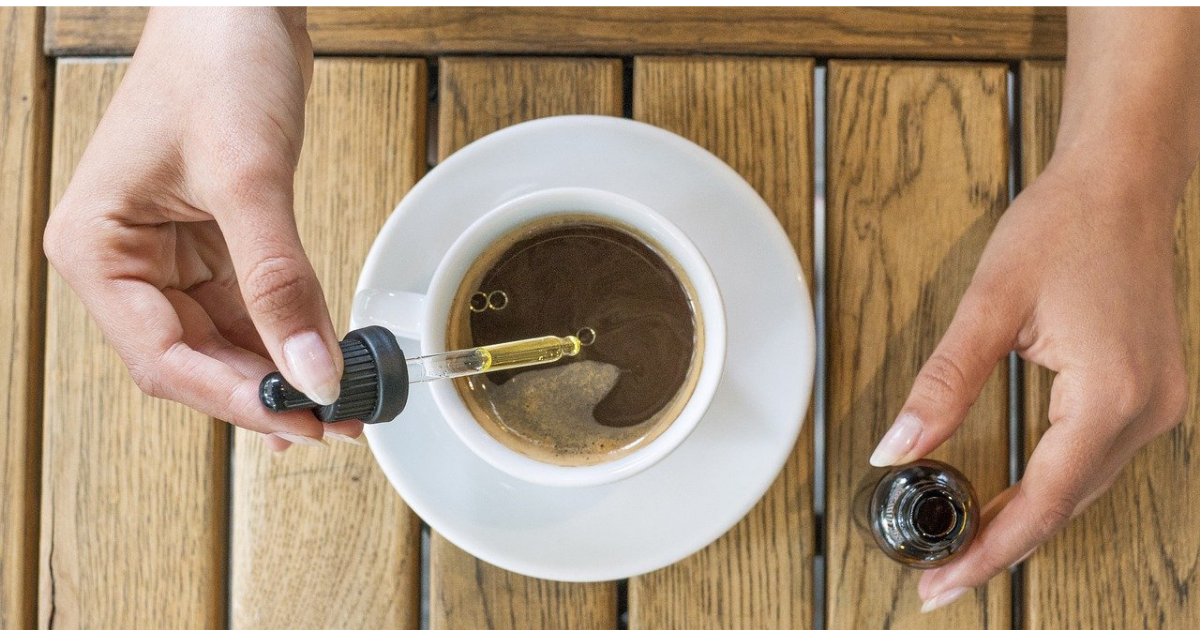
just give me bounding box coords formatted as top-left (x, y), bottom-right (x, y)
top-left (429, 57), bottom-right (622, 630)
top-left (629, 57), bottom-right (814, 630)
top-left (825, 61), bottom-right (1010, 629)
top-left (0, 8), bottom-right (50, 630)
top-left (44, 7), bottom-right (1066, 61)
top-left (1020, 60), bottom-right (1200, 630)
top-left (436, 57), bottom-right (623, 161)
top-left (432, 537), bottom-right (620, 630)
top-left (40, 60), bottom-right (228, 630)
top-left (1019, 61), bottom-right (1063, 184)
top-left (229, 59), bottom-right (426, 630)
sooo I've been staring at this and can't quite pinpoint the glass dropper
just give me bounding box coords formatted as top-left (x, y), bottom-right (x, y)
top-left (259, 326), bottom-right (590, 425)
top-left (405, 334), bottom-right (583, 383)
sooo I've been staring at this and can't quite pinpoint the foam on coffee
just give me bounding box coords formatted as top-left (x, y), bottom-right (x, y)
top-left (448, 214), bottom-right (702, 466)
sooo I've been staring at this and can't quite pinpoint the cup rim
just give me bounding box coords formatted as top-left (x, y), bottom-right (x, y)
top-left (419, 187), bottom-right (726, 487)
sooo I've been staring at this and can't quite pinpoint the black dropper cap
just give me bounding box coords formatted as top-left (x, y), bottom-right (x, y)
top-left (259, 326), bottom-right (409, 425)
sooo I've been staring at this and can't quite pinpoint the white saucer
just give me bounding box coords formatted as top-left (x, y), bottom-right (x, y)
top-left (354, 116), bottom-right (814, 582)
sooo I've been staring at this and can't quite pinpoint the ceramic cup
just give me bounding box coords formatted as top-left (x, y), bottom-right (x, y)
top-left (353, 187), bottom-right (726, 487)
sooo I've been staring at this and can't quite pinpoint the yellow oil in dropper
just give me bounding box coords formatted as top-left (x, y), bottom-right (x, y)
top-left (258, 326), bottom-right (597, 424)
top-left (406, 328), bottom-right (594, 384)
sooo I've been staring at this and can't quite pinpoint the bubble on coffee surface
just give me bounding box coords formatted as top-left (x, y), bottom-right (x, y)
top-left (451, 219), bottom-right (700, 465)
top-left (486, 289), bottom-right (508, 311)
top-left (470, 289), bottom-right (510, 313)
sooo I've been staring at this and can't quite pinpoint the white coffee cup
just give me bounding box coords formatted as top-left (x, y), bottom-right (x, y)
top-left (353, 187), bottom-right (726, 487)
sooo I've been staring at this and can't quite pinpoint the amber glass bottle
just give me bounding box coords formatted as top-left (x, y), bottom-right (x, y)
top-left (855, 459), bottom-right (979, 568)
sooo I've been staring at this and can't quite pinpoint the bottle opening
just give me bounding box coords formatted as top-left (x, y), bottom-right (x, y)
top-left (913, 493), bottom-right (959, 540)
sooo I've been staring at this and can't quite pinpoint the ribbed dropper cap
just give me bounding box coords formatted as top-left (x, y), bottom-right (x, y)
top-left (259, 326), bottom-right (409, 425)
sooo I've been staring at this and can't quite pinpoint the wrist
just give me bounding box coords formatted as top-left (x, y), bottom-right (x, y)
top-left (1042, 143), bottom-right (1190, 224)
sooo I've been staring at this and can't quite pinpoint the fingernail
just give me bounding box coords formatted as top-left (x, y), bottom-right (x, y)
top-left (921, 587), bottom-right (967, 613)
top-left (326, 431), bottom-right (366, 446)
top-left (273, 432), bottom-right (327, 447)
top-left (870, 413), bottom-right (922, 467)
top-left (283, 331), bottom-right (340, 405)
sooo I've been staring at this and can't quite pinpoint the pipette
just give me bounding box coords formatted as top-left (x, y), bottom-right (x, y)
top-left (259, 326), bottom-right (583, 425)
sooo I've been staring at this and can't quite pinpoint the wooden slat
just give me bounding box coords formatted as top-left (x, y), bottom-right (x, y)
top-left (826, 61), bottom-right (1010, 629)
top-left (44, 7), bottom-right (1066, 61)
top-left (40, 60), bottom-right (227, 630)
top-left (629, 57), bottom-right (814, 630)
top-left (432, 537), bottom-right (620, 630)
top-left (229, 59), bottom-right (426, 629)
top-left (429, 57), bottom-right (622, 630)
top-left (1021, 60), bottom-right (1200, 630)
top-left (1019, 61), bottom-right (1063, 181)
top-left (0, 8), bottom-right (49, 630)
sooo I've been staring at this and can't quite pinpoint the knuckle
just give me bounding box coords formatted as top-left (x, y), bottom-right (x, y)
top-left (956, 287), bottom-right (999, 324)
top-left (1155, 367), bottom-right (1189, 434)
top-left (42, 214), bottom-right (70, 267)
top-left (242, 254), bottom-right (313, 317)
top-left (45, 194), bottom-right (131, 271)
top-left (127, 361), bottom-right (164, 399)
top-left (222, 385), bottom-right (257, 431)
top-left (1030, 492), bottom-right (1076, 540)
top-left (972, 541), bottom-right (1014, 579)
top-left (1089, 362), bottom-right (1153, 422)
top-left (126, 342), bottom-right (186, 400)
top-left (1111, 379), bottom-right (1153, 422)
top-left (963, 272), bottom-right (1025, 325)
top-left (211, 136), bottom-right (289, 204)
top-left (221, 161), bottom-right (278, 206)
top-left (914, 353), bottom-right (969, 407)
top-left (44, 201), bottom-right (94, 268)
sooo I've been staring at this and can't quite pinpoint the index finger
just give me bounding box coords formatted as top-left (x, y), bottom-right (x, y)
top-left (80, 273), bottom-right (327, 440)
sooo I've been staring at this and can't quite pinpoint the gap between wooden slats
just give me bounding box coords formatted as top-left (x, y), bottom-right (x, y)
top-left (40, 59), bottom-right (228, 630)
top-left (229, 59), bottom-right (427, 630)
top-left (1, 7), bottom-right (51, 630)
top-left (824, 61), bottom-right (1011, 630)
top-left (628, 56), bottom-right (816, 630)
top-left (428, 56), bottom-right (623, 630)
top-left (1020, 59), bottom-right (1200, 630)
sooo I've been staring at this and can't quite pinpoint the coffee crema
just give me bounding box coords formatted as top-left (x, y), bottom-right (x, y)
top-left (448, 215), bottom-right (702, 466)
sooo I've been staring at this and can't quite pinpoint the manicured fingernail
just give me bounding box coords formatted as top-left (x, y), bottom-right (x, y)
top-left (273, 432), bottom-right (327, 447)
top-left (283, 331), bottom-right (340, 405)
top-left (921, 587), bottom-right (967, 613)
top-left (870, 413), bottom-right (922, 467)
top-left (326, 431), bottom-right (366, 446)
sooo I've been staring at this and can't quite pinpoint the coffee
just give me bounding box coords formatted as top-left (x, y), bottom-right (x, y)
top-left (448, 215), bottom-right (702, 466)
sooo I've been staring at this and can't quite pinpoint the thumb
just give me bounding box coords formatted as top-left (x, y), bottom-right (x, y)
top-left (217, 182), bottom-right (342, 405)
top-left (870, 288), bottom-right (1018, 467)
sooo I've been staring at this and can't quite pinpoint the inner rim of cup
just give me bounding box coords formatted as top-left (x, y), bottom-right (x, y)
top-left (422, 188), bottom-right (725, 485)
top-left (446, 210), bottom-right (705, 466)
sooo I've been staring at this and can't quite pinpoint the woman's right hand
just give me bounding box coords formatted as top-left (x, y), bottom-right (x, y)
top-left (44, 7), bottom-right (361, 450)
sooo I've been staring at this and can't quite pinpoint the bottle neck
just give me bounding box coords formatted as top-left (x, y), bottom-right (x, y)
top-left (866, 460), bottom-right (978, 568)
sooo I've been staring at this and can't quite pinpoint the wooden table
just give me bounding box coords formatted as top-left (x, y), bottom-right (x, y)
top-left (3, 7), bottom-right (1198, 629)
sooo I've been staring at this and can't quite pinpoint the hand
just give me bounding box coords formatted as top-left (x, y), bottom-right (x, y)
top-left (44, 8), bottom-right (361, 450)
top-left (867, 157), bottom-right (1188, 611)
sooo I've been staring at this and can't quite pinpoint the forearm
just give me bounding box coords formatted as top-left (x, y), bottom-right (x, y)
top-left (1050, 8), bottom-right (1200, 210)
